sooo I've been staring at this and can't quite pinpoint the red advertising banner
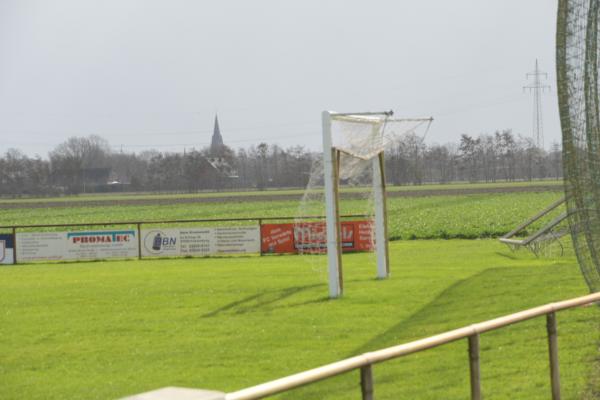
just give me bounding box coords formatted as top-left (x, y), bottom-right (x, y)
top-left (261, 223), bottom-right (295, 254)
top-left (260, 221), bottom-right (374, 254)
top-left (351, 221), bottom-right (375, 251)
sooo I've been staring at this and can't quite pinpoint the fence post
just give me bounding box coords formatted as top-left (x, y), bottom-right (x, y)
top-left (12, 226), bottom-right (17, 265)
top-left (137, 223), bottom-right (142, 260)
top-left (360, 364), bottom-right (374, 400)
top-left (547, 312), bottom-right (561, 400)
top-left (258, 219), bottom-right (263, 256)
top-left (468, 334), bottom-right (481, 400)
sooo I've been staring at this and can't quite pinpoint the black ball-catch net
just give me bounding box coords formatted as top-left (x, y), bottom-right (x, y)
top-left (557, 0), bottom-right (600, 292)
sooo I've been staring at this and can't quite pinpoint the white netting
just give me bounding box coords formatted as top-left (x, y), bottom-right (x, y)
top-left (295, 113), bottom-right (433, 276)
top-left (331, 115), bottom-right (433, 161)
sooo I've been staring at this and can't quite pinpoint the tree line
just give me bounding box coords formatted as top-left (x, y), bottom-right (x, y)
top-left (0, 130), bottom-right (562, 196)
top-left (386, 130), bottom-right (562, 185)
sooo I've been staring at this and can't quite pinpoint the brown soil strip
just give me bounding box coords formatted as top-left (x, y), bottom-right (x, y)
top-left (0, 185), bottom-right (562, 210)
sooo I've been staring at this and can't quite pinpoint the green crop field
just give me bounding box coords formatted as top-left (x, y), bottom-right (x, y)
top-left (1, 240), bottom-right (598, 400)
top-left (1, 192), bottom-right (564, 240)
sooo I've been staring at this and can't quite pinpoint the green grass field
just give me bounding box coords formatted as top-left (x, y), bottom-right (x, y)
top-left (1, 183), bottom-right (593, 399)
top-left (1, 240), bottom-right (598, 400)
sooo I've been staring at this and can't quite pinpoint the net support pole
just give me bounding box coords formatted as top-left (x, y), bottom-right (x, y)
top-left (373, 152), bottom-right (390, 278)
top-left (547, 312), bottom-right (561, 400)
top-left (322, 110), bottom-right (343, 298)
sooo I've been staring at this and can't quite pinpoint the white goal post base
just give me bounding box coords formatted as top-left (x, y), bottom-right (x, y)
top-left (322, 110), bottom-right (391, 299)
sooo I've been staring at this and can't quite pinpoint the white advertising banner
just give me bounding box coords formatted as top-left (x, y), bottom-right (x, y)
top-left (65, 230), bottom-right (138, 260)
top-left (214, 227), bottom-right (260, 254)
top-left (179, 228), bottom-right (215, 256)
top-left (141, 226), bottom-right (260, 257)
top-left (17, 232), bottom-right (66, 261)
top-left (140, 228), bottom-right (214, 257)
top-left (16, 230), bottom-right (138, 262)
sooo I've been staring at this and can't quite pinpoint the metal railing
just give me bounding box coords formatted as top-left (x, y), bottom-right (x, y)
top-left (220, 292), bottom-right (600, 400)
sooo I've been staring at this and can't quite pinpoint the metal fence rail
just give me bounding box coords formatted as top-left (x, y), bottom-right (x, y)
top-left (219, 292), bottom-right (600, 400)
top-left (0, 214), bottom-right (369, 230)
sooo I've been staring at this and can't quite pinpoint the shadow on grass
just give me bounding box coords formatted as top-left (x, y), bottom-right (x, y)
top-left (278, 266), bottom-right (573, 399)
top-left (201, 277), bottom-right (383, 318)
top-left (201, 283), bottom-right (328, 318)
top-left (495, 250), bottom-right (521, 260)
top-left (275, 271), bottom-right (487, 399)
top-left (348, 274), bottom-right (482, 355)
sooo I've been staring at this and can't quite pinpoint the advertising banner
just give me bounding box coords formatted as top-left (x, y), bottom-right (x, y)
top-left (141, 228), bottom-right (186, 258)
top-left (293, 222), bottom-right (327, 253)
top-left (260, 224), bottom-right (295, 254)
top-left (17, 232), bottom-right (67, 261)
top-left (0, 234), bottom-right (14, 264)
top-left (180, 228), bottom-right (216, 255)
top-left (215, 227), bottom-right (261, 254)
top-left (11, 222), bottom-right (371, 262)
top-left (260, 221), bottom-right (374, 254)
top-left (66, 230), bottom-right (138, 260)
top-left (352, 221), bottom-right (376, 251)
top-left (141, 226), bottom-right (260, 257)
top-left (16, 230), bottom-right (138, 262)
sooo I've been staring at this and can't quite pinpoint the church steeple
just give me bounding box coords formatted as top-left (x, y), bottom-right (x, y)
top-left (210, 114), bottom-right (224, 155)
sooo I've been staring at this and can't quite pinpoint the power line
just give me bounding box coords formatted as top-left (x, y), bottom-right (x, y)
top-left (523, 59), bottom-right (550, 148)
top-left (110, 132), bottom-right (322, 150)
top-left (0, 121), bottom-right (316, 138)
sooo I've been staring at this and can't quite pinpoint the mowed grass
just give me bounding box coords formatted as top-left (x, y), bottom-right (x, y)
top-left (1, 240), bottom-right (598, 400)
top-left (1, 192), bottom-right (563, 240)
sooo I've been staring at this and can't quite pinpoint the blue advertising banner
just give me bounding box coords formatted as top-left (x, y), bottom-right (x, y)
top-left (0, 234), bottom-right (14, 264)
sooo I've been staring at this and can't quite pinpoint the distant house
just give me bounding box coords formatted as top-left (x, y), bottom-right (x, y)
top-left (82, 167), bottom-right (111, 185)
top-left (80, 167), bottom-right (111, 192)
top-left (206, 157), bottom-right (238, 179)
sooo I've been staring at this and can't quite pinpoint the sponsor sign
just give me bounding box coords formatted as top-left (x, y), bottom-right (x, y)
top-left (352, 221), bottom-right (376, 251)
top-left (261, 224), bottom-right (295, 254)
top-left (0, 234), bottom-right (14, 264)
top-left (66, 230), bottom-right (137, 260)
top-left (180, 228), bottom-right (215, 255)
top-left (141, 226), bottom-right (260, 257)
top-left (17, 232), bottom-right (66, 261)
top-left (16, 230), bottom-right (138, 262)
top-left (142, 228), bottom-right (185, 257)
top-left (293, 222), bottom-right (327, 252)
top-left (215, 227), bottom-right (260, 254)
top-left (12, 221), bottom-right (375, 262)
top-left (260, 221), bottom-right (374, 254)
top-left (141, 228), bottom-right (214, 257)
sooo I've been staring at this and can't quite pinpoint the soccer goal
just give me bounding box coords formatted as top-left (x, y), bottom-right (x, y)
top-left (499, 197), bottom-right (569, 256)
top-left (322, 110), bottom-right (433, 298)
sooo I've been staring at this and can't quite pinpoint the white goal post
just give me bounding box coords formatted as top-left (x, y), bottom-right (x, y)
top-left (322, 110), bottom-right (433, 298)
top-left (322, 110), bottom-right (392, 298)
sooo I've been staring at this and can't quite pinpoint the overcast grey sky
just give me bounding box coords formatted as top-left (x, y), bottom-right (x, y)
top-left (0, 0), bottom-right (559, 157)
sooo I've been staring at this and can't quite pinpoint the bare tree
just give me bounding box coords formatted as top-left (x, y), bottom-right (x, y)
top-left (49, 135), bottom-right (111, 193)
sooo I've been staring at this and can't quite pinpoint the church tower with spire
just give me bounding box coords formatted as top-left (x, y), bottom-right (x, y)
top-left (210, 115), bottom-right (224, 155)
